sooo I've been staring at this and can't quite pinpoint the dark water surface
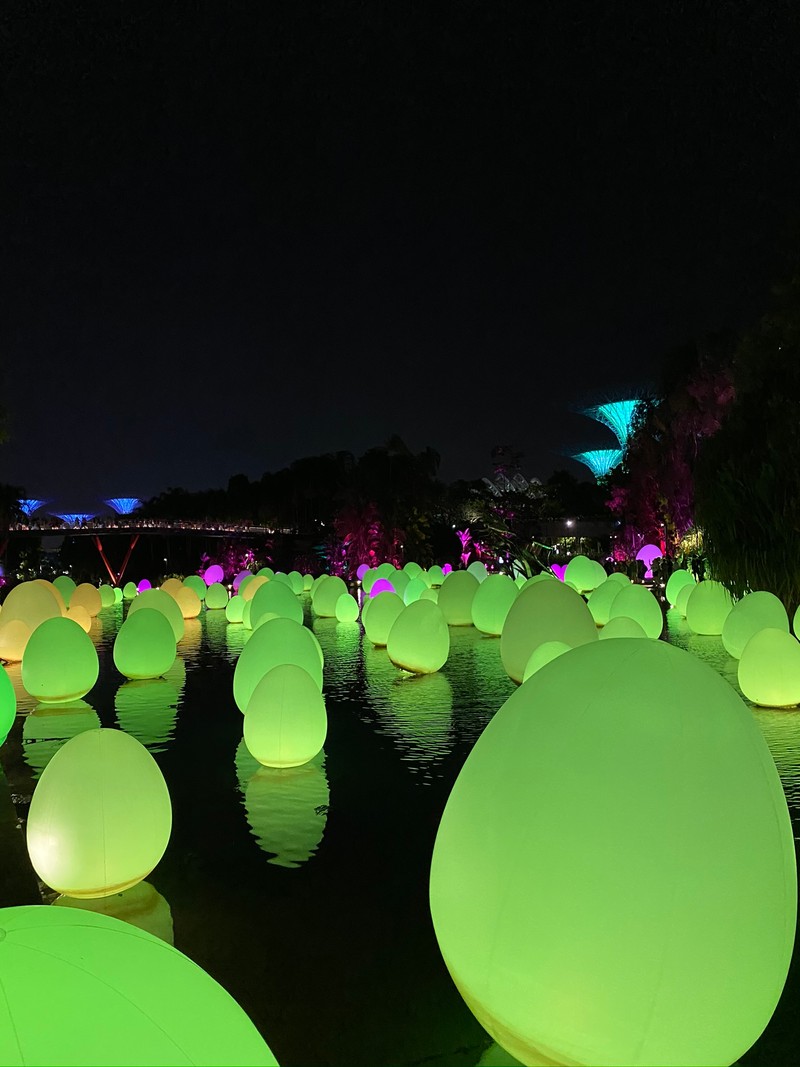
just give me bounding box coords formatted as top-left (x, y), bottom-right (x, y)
top-left (1, 603), bottom-right (798, 1066)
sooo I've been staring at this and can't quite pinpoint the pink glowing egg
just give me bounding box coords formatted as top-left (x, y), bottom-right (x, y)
top-left (203, 565), bottom-right (225, 586)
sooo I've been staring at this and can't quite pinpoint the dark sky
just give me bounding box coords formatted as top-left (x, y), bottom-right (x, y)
top-left (3, 1), bottom-right (800, 509)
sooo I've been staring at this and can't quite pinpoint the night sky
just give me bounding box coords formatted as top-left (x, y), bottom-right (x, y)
top-left (3, 2), bottom-right (800, 509)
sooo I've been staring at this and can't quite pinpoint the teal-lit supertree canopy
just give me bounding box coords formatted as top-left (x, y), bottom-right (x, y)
top-left (572, 449), bottom-right (623, 479)
top-left (18, 499), bottom-right (48, 517)
top-left (105, 497), bottom-right (142, 515)
top-left (583, 399), bottom-right (639, 449)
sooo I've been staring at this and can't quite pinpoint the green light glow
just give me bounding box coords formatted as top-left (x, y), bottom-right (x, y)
top-left (113, 608), bottom-right (177, 680)
top-left (123, 581), bottom-right (138, 600)
top-left (225, 594), bottom-right (245, 623)
top-left (564, 555), bottom-right (606, 593)
top-left (204, 582), bottom-right (229, 610)
top-left (53, 574), bottom-right (77, 606)
top-left (335, 593), bottom-right (359, 622)
top-left (387, 600), bottom-right (450, 674)
top-left (522, 640), bottom-right (571, 681)
top-left (244, 664), bottom-right (327, 767)
top-left (53, 879), bottom-right (174, 945)
top-left (587, 579), bottom-right (623, 625)
top-left (426, 565), bottom-right (445, 587)
top-left (183, 574), bottom-right (207, 601)
top-left (598, 615), bottom-right (647, 639)
top-left (21, 618), bottom-right (99, 703)
top-left (437, 571), bottom-right (480, 626)
top-left (22, 702), bottom-right (101, 778)
top-left (665, 568), bottom-right (694, 607)
top-left (500, 580), bottom-right (597, 683)
top-left (99, 585), bottom-right (116, 608)
top-left (674, 583), bottom-right (693, 617)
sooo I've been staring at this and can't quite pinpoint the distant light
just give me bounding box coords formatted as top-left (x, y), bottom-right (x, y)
top-left (105, 497), bottom-right (142, 515)
top-left (19, 499), bottom-right (48, 517)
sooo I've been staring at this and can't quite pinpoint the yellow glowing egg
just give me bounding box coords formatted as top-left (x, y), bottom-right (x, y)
top-left (722, 592), bottom-right (789, 659)
top-left (739, 628), bottom-right (800, 707)
top-left (312, 575), bottom-right (348, 617)
top-left (500, 580), bottom-right (598, 683)
top-left (128, 588), bottom-right (184, 642)
top-left (160, 578), bottom-right (183, 599)
top-left (174, 586), bottom-right (202, 619)
top-left (471, 574), bottom-right (518, 636)
top-left (335, 593), bottom-right (359, 622)
top-left (53, 574), bottom-right (77, 607)
top-left (70, 583), bottom-right (102, 618)
top-left (0, 619), bottom-right (31, 662)
top-left (665, 568), bottom-right (695, 607)
top-left (233, 617), bottom-right (323, 712)
top-left (607, 584), bottom-right (664, 639)
top-left (1, 580), bottom-right (62, 633)
top-left (686, 580), bottom-right (735, 635)
top-left (598, 615), bottom-right (647, 639)
top-left (430, 639), bottom-right (796, 1067)
top-left (438, 571), bottom-right (480, 626)
top-left (387, 600), bottom-right (450, 674)
top-left (250, 580), bottom-right (303, 627)
top-left (123, 581), bottom-right (138, 600)
top-left (114, 608), bottom-right (177, 680)
top-left (22, 618), bottom-right (99, 703)
top-left (522, 640), bottom-right (572, 681)
top-left (26, 728), bottom-right (172, 897)
top-left (225, 594), bottom-right (245, 623)
top-left (244, 664), bottom-right (327, 768)
top-left (241, 576), bottom-right (268, 602)
top-left (1, 664), bottom-right (15, 745)
top-left (587, 579), bottom-right (624, 625)
top-left (64, 604), bottom-right (90, 635)
top-left (363, 591), bottom-right (405, 646)
top-left (238, 575), bottom-right (256, 598)
top-left (204, 582), bottom-right (229, 611)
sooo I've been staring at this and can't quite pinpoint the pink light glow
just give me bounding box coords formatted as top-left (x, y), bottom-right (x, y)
top-left (137, 578), bottom-right (152, 593)
top-left (203, 564), bottom-right (224, 586)
top-left (551, 564), bottom-right (566, 581)
top-left (635, 543), bottom-right (663, 580)
top-left (233, 569), bottom-right (252, 591)
top-left (370, 578), bottom-right (395, 598)
top-left (442, 563), bottom-right (453, 575)
top-left (356, 564), bottom-right (370, 581)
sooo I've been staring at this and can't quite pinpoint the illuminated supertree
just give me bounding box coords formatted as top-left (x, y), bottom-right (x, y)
top-left (582, 400), bottom-right (639, 450)
top-left (18, 499), bottom-right (48, 517)
top-left (105, 497), bottom-right (142, 515)
top-left (571, 449), bottom-right (624, 479)
top-left (53, 513), bottom-right (96, 526)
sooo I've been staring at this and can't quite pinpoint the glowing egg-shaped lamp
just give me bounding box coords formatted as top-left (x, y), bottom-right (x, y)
top-left (22, 618), bottom-right (99, 703)
top-left (636, 543), bottom-right (663, 579)
top-left (564, 555), bottom-right (604, 593)
top-left (500, 580), bottom-right (598, 683)
top-left (69, 583), bottom-right (102, 618)
top-left (244, 664), bottom-right (327, 768)
top-left (675, 582), bottom-right (693, 618)
top-left (389, 570), bottom-right (410, 598)
top-left (137, 579), bottom-right (152, 593)
top-left (0, 906), bottom-right (278, 1065)
top-left (225, 594), bottom-right (245, 623)
top-left (128, 588), bottom-right (184, 642)
top-left (665, 568), bottom-right (694, 607)
top-left (302, 573), bottom-right (314, 591)
top-left (0, 619), bottom-right (30, 662)
top-left (287, 570), bottom-right (304, 595)
top-left (174, 586), bottom-right (202, 619)
top-left (420, 587), bottom-right (439, 603)
top-left (387, 600), bottom-right (450, 674)
top-left (403, 577), bottom-right (427, 605)
top-left (53, 574), bottom-right (77, 607)
top-left (160, 578), bottom-right (183, 599)
top-left (519, 573), bottom-right (557, 594)
top-left (268, 572), bottom-right (289, 589)
top-left (242, 600), bottom-right (253, 629)
top-left (722, 591), bottom-right (789, 659)
top-left (312, 575), bottom-right (347, 617)
top-left (257, 566), bottom-right (275, 579)
top-left (99, 584), bottom-right (116, 609)
top-left (606, 571), bottom-right (631, 586)
top-left (471, 573), bottom-right (517, 636)
top-left (430, 639), bottom-right (796, 1067)
top-left (233, 617), bottom-right (323, 713)
top-left (113, 586), bottom-right (123, 604)
top-left (203, 564), bottom-right (224, 586)
top-left (739, 628), bottom-right (800, 707)
top-left (427, 564), bottom-right (445, 587)
top-left (467, 560), bottom-right (488, 583)
top-left (250, 581), bottom-right (303, 627)
top-left (335, 593), bottom-right (359, 622)
top-left (205, 582), bottom-right (229, 610)
top-left (403, 561), bottom-right (423, 579)
top-left (183, 574), bottom-right (206, 601)
top-left (114, 608), bottom-right (177, 680)
top-left (376, 562), bottom-right (396, 580)
top-left (123, 581), bottom-right (138, 600)
top-left (587, 578), bottom-right (623, 625)
top-left (369, 577), bottom-right (395, 598)
top-left (27, 728), bottom-right (172, 898)
top-left (1, 580), bottom-right (62, 633)
top-left (232, 570), bottom-right (252, 592)
top-left (241, 575), bottom-right (267, 602)
top-left (599, 615), bottom-right (647, 639)
top-left (66, 605), bottom-right (92, 633)
top-left (361, 569), bottom-right (377, 594)
top-left (438, 571), bottom-right (480, 626)
top-left (686, 580), bottom-right (735, 635)
top-left (356, 563), bottom-right (370, 581)
top-left (1, 665), bottom-right (15, 745)
top-left (522, 640), bottom-right (571, 682)
top-left (363, 591), bottom-right (405, 647)
top-left (793, 604), bottom-right (800, 641)
top-left (607, 584), bottom-right (664, 639)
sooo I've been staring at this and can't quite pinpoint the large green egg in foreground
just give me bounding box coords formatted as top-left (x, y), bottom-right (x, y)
top-left (0, 906), bottom-right (277, 1065)
top-left (430, 639), bottom-right (795, 1067)
top-left (244, 664), bottom-right (327, 768)
top-left (27, 728), bottom-right (172, 899)
top-left (387, 600), bottom-right (450, 674)
top-left (113, 609), bottom-right (176, 680)
top-left (22, 617), bottom-right (99, 703)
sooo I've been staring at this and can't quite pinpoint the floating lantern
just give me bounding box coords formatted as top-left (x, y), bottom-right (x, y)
top-left (438, 571), bottom-right (480, 626)
top-left (390, 570), bottom-right (410, 598)
top-left (522, 640), bottom-right (571, 681)
top-left (114, 608), bottom-right (177, 680)
top-left (242, 600), bottom-right (253, 629)
top-left (183, 574), bottom-right (207, 601)
top-left (363, 591), bottom-right (405, 647)
top-left (376, 562), bottom-right (396, 580)
top-left (419, 587), bottom-right (439, 603)
top-left (99, 584), bottom-right (116, 608)
top-left (128, 588), bottom-right (184, 642)
top-left (598, 615), bottom-right (647, 639)
top-left (607, 584), bottom-right (663, 639)
top-left (356, 563), bottom-right (370, 581)
top-left (312, 575), bottom-right (347, 617)
top-left (203, 564), bottom-right (224, 586)
top-left (500, 580), bottom-right (597, 683)
top-left (257, 566), bottom-right (275, 579)
top-left (66, 605), bottom-right (92, 633)
top-left (606, 571), bottom-right (631, 586)
top-left (722, 591), bottom-right (789, 659)
top-left (174, 586), bottom-right (202, 619)
top-left (387, 600), bottom-right (450, 674)
top-left (205, 582), bottom-right (229, 610)
top-left (564, 555), bottom-right (605, 593)
top-left (250, 581), bottom-right (303, 627)
top-left (471, 574), bottom-right (518, 636)
top-left (519, 573), bottom-right (557, 593)
top-left (27, 728), bottom-right (172, 898)
top-left (233, 617), bottom-right (323, 712)
top-left (430, 639), bottom-right (796, 1067)
top-left (225, 594), bottom-right (245, 623)
top-left (123, 581), bottom-right (138, 600)
top-left (53, 574), bottom-right (77, 607)
top-left (271, 572), bottom-right (292, 589)
top-left (403, 577), bottom-right (428, 605)
top-left (244, 664), bottom-right (327, 768)
top-left (1, 665), bottom-right (15, 745)
top-left (335, 593), bottom-right (359, 622)
top-left (1, 580), bottom-right (62, 633)
top-left (0, 619), bottom-right (31, 662)
top-left (587, 579), bottom-right (623, 625)
top-left (22, 617), bottom-right (99, 703)
top-left (252, 612), bottom-right (280, 633)
top-left (302, 573), bottom-right (314, 591)
top-left (665, 568), bottom-right (694, 607)
top-left (739, 628), bottom-right (800, 707)
top-left (113, 587), bottom-right (123, 604)
top-left (54, 879), bottom-right (174, 945)
top-left (686, 580), bottom-right (735, 635)
top-left (0, 906), bottom-right (278, 1065)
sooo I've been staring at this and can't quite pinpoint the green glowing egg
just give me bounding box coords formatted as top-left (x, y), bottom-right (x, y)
top-left (271, 572), bottom-right (292, 589)
top-left (387, 600), bottom-right (450, 674)
top-left (0, 619), bottom-right (30, 662)
top-left (253, 612), bottom-right (280, 633)
top-left (66, 605), bottom-right (92, 633)
top-left (363, 591), bottom-right (405, 647)
top-left (242, 576), bottom-right (267, 602)
top-left (335, 592), bottom-right (359, 622)
top-left (722, 592), bottom-right (789, 659)
top-left (312, 575), bottom-right (348, 617)
top-left (500, 580), bottom-right (598, 683)
top-left (0, 906), bottom-right (277, 1065)
top-left (438, 571), bottom-right (480, 626)
top-left (467, 560), bottom-right (488, 583)
top-left (606, 571), bottom-right (631, 585)
top-left (390, 570), bottom-right (410, 597)
top-left (22, 618), bottom-right (99, 703)
top-left (123, 581), bottom-right (138, 600)
top-left (233, 617), bottom-right (323, 713)
top-left (607, 584), bottom-right (663, 639)
top-left (675, 582), bottom-right (693, 617)
top-left (53, 574), bottom-right (77, 606)
top-left (738, 628), bottom-right (800, 707)
top-left (244, 664), bottom-right (327, 768)
top-left (183, 574), bottom-right (207, 601)
top-left (519, 573), bottom-right (557, 593)
top-left (564, 555), bottom-right (605, 593)
top-left (427, 565), bottom-right (445, 587)
top-left (430, 639), bottom-right (796, 1067)
top-left (302, 573), bottom-right (314, 591)
top-left (792, 604), bottom-right (800, 641)
top-left (665, 568), bottom-right (695, 607)
top-left (403, 561), bottom-right (423, 579)
top-left (114, 608), bottom-right (177, 680)
top-left (98, 585), bottom-right (115, 609)
top-left (376, 562), bottom-right (396, 580)
top-left (1, 580), bottom-right (62, 633)
top-left (403, 577), bottom-right (427, 605)
top-left (419, 587), bottom-right (439, 603)
top-left (242, 600), bottom-right (253, 629)
top-left (686, 580), bottom-right (735, 635)
top-left (1, 665), bottom-right (15, 745)
top-left (128, 588), bottom-right (185, 641)
top-left (113, 586), bottom-right (123, 604)
top-left (225, 594), bottom-right (245, 623)
top-left (205, 582), bottom-right (229, 610)
top-left (250, 581), bottom-right (303, 627)
top-left (53, 879), bottom-right (174, 946)
top-left (471, 574), bottom-right (518, 636)
top-left (27, 728), bottom-right (172, 898)
top-left (598, 615), bottom-right (647, 639)
top-left (173, 586), bottom-right (201, 619)
top-left (257, 566), bottom-right (275, 579)
top-left (361, 569), bottom-right (377, 594)
top-left (587, 578), bottom-right (623, 625)
top-left (522, 640), bottom-right (572, 681)
top-left (287, 570), bottom-right (304, 594)
top-left (70, 583), bottom-right (102, 618)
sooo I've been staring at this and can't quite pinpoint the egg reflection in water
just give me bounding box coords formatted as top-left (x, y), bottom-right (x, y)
top-left (22, 701), bottom-right (101, 778)
top-left (377, 671), bottom-right (454, 783)
top-left (53, 879), bottom-right (174, 945)
top-left (235, 740), bottom-right (329, 868)
top-left (115, 677), bottom-right (181, 753)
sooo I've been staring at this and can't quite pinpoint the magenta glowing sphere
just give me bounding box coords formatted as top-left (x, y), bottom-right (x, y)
top-left (551, 564), bottom-right (566, 581)
top-left (137, 579), bottom-right (152, 593)
top-left (370, 578), bottom-right (396, 598)
top-left (232, 570), bottom-right (253, 592)
top-left (636, 543), bottom-right (663, 579)
top-left (442, 563), bottom-right (453, 576)
top-left (356, 564), bottom-right (370, 581)
top-left (203, 565), bottom-right (225, 587)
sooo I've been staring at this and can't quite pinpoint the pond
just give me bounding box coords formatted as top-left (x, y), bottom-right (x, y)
top-left (1, 601), bottom-right (798, 1066)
